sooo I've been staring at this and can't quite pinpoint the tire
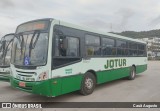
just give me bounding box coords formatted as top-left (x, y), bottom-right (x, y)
top-left (80, 72), bottom-right (96, 95)
top-left (128, 66), bottom-right (136, 80)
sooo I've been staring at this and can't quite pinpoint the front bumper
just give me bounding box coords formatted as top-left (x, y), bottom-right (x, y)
top-left (10, 77), bottom-right (53, 97)
top-left (0, 72), bottom-right (10, 81)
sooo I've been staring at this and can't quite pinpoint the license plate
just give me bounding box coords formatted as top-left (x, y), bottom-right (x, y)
top-left (19, 82), bottom-right (26, 87)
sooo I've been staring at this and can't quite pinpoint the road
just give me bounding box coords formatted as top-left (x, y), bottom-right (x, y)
top-left (0, 61), bottom-right (160, 111)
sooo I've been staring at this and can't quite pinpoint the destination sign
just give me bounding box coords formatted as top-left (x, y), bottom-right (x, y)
top-left (16, 20), bottom-right (50, 33)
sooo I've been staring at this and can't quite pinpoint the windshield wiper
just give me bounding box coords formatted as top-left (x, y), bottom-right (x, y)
top-left (3, 38), bottom-right (14, 62)
top-left (0, 40), bottom-right (5, 65)
top-left (29, 30), bottom-right (40, 57)
top-left (14, 34), bottom-right (24, 58)
top-left (0, 42), bottom-right (2, 52)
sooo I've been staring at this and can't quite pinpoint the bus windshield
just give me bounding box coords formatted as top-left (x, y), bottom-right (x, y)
top-left (11, 32), bottom-right (48, 66)
top-left (0, 34), bottom-right (14, 67)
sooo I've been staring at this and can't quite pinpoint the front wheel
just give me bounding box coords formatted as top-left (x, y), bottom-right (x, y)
top-left (80, 72), bottom-right (96, 95)
top-left (128, 66), bottom-right (136, 80)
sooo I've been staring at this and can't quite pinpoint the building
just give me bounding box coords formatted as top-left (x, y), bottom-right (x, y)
top-left (138, 37), bottom-right (160, 57)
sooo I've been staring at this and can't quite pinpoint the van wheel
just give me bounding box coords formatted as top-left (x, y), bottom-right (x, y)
top-left (128, 66), bottom-right (136, 80)
top-left (80, 72), bottom-right (96, 95)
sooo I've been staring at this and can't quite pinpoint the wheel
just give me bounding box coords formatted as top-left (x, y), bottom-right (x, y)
top-left (80, 72), bottom-right (96, 95)
top-left (128, 66), bottom-right (136, 80)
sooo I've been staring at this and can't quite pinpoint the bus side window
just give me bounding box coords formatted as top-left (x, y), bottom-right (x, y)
top-left (85, 35), bottom-right (100, 56)
top-left (102, 37), bottom-right (115, 56)
top-left (128, 42), bottom-right (138, 56)
top-left (55, 35), bottom-right (79, 57)
top-left (53, 35), bottom-right (80, 68)
top-left (66, 37), bottom-right (79, 57)
top-left (116, 40), bottom-right (127, 56)
top-left (59, 43), bottom-right (67, 56)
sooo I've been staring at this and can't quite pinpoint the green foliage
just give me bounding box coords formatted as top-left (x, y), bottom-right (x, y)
top-left (111, 29), bottom-right (160, 38)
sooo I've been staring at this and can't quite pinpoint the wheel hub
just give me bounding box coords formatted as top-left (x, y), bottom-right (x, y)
top-left (85, 77), bottom-right (93, 89)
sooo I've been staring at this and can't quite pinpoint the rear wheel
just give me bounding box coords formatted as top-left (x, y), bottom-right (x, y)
top-left (128, 66), bottom-right (136, 80)
top-left (80, 72), bottom-right (96, 95)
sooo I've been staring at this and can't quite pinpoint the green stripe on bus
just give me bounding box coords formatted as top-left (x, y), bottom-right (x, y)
top-left (97, 67), bottom-right (130, 84)
top-left (51, 74), bottom-right (83, 96)
top-left (10, 74), bottom-right (83, 97)
top-left (136, 64), bottom-right (147, 74)
top-left (97, 64), bottom-right (147, 84)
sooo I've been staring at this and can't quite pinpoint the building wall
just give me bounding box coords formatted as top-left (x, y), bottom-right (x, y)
top-left (138, 37), bottom-right (160, 57)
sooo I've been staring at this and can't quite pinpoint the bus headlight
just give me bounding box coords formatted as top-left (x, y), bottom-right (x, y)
top-left (38, 71), bottom-right (48, 81)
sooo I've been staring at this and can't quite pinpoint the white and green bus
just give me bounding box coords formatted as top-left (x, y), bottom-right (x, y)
top-left (0, 33), bottom-right (15, 81)
top-left (10, 18), bottom-right (147, 97)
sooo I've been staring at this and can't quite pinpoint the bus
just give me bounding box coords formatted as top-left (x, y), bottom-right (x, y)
top-left (10, 18), bottom-right (147, 97)
top-left (0, 33), bottom-right (15, 81)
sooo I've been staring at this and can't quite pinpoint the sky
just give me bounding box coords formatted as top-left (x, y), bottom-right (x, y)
top-left (0, 0), bottom-right (160, 37)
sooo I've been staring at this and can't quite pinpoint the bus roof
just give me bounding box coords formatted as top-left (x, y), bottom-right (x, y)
top-left (1, 33), bottom-right (15, 40)
top-left (16, 18), bottom-right (146, 44)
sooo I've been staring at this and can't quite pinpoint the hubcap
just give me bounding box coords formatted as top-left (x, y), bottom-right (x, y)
top-left (85, 77), bottom-right (93, 89)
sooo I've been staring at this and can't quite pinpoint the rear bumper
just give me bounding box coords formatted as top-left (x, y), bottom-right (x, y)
top-left (10, 77), bottom-right (52, 97)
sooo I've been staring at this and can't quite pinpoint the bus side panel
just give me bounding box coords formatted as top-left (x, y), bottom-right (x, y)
top-left (50, 78), bottom-right (62, 97)
top-left (50, 75), bottom-right (83, 96)
top-left (32, 80), bottom-right (52, 96)
top-left (96, 67), bottom-right (130, 84)
top-left (61, 74), bottom-right (83, 95)
top-left (136, 64), bottom-right (147, 74)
